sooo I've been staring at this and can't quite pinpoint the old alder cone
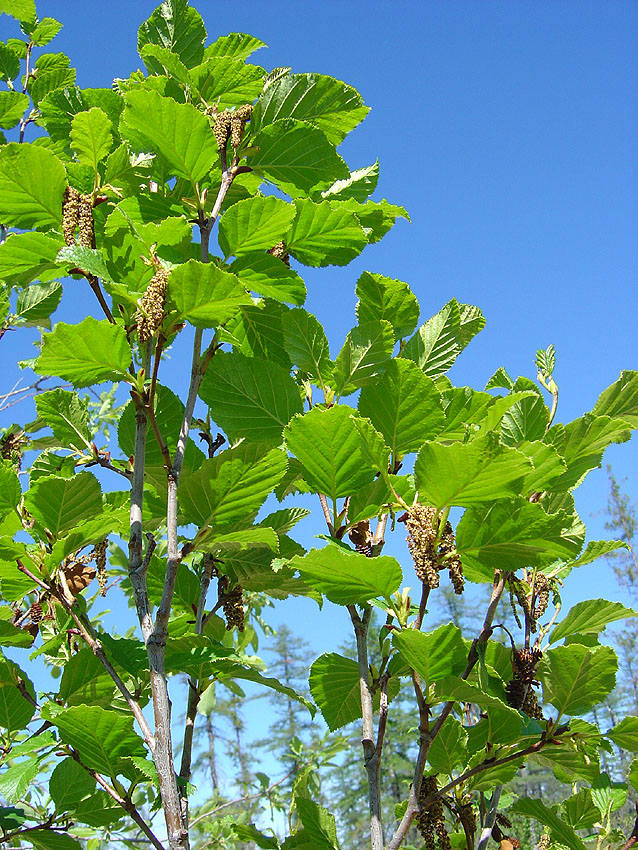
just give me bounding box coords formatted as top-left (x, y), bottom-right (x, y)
top-left (0, 3), bottom-right (636, 850)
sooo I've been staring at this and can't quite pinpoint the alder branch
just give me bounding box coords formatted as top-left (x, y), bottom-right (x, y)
top-left (621, 803), bottom-right (638, 850)
top-left (188, 768), bottom-right (295, 827)
top-left (477, 787), bottom-right (502, 850)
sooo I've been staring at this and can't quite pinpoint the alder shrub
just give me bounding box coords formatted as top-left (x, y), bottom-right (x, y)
top-left (0, 2), bottom-right (637, 850)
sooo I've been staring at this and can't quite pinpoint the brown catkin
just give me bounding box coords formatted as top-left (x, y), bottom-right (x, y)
top-left (448, 555), bottom-right (465, 595)
top-left (522, 688), bottom-right (544, 722)
top-left (459, 803), bottom-right (476, 836)
top-left (93, 539), bottom-right (107, 597)
top-left (267, 240), bottom-right (291, 268)
top-left (536, 835), bottom-right (551, 850)
top-left (135, 266), bottom-right (168, 343)
top-left (417, 775), bottom-right (439, 850)
top-left (1, 431), bottom-right (23, 470)
top-left (78, 194), bottom-right (94, 248)
top-left (62, 186), bottom-right (80, 245)
top-left (230, 103), bottom-right (253, 149)
top-left (505, 678), bottom-right (526, 710)
top-left (212, 109), bottom-right (232, 151)
top-left (496, 813), bottom-right (513, 830)
top-left (223, 585), bottom-right (245, 631)
top-left (512, 647), bottom-right (543, 684)
top-left (533, 573), bottom-right (550, 621)
top-left (404, 504), bottom-right (439, 588)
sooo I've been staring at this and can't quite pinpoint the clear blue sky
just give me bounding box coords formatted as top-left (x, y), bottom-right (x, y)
top-left (1, 1), bottom-right (636, 647)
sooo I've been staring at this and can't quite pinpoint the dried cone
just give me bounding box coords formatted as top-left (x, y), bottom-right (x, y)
top-left (78, 194), bottom-right (94, 248)
top-left (135, 266), bottom-right (168, 343)
top-left (223, 584), bottom-right (245, 631)
top-left (29, 602), bottom-right (43, 624)
top-left (62, 186), bottom-right (80, 245)
top-left (349, 520), bottom-right (373, 557)
top-left (63, 560), bottom-right (96, 596)
top-left (267, 240), bottom-right (291, 268)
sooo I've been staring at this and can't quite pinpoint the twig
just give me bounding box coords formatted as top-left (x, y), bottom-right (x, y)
top-left (414, 584), bottom-right (430, 631)
top-left (477, 787), bottom-right (502, 850)
top-left (188, 769), bottom-right (295, 827)
top-left (318, 493), bottom-right (334, 535)
top-left (620, 803), bottom-right (638, 850)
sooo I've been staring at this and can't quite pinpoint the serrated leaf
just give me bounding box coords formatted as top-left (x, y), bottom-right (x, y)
top-left (284, 405), bottom-right (379, 500)
top-left (0, 91), bottom-right (28, 129)
top-left (0, 463), bottom-right (21, 520)
top-left (282, 307), bottom-right (332, 386)
top-left (247, 119), bottom-right (348, 195)
top-left (231, 824), bottom-right (279, 850)
top-left (333, 320), bottom-right (394, 397)
top-left (290, 545), bottom-right (402, 604)
top-left (402, 299), bottom-right (463, 377)
top-left (458, 498), bottom-right (582, 581)
top-left (73, 792), bottom-right (125, 827)
top-left (35, 317), bottom-right (131, 386)
top-left (414, 436), bottom-right (531, 509)
top-left (200, 351), bottom-right (302, 446)
top-left (593, 370), bottom-right (638, 428)
top-left (485, 366), bottom-right (514, 391)
top-left (427, 716), bottom-right (468, 775)
top-left (223, 299), bottom-right (292, 367)
top-left (516, 440), bottom-right (567, 492)
top-left (0, 43), bottom-right (21, 83)
top-left (137, 0), bottom-right (206, 68)
top-left (229, 253), bottom-right (306, 305)
top-left (286, 198), bottom-right (367, 267)
top-left (120, 89), bottom-right (217, 183)
top-left (336, 197), bottom-right (409, 244)
top-left (15, 280), bottom-right (62, 328)
top-left (606, 717), bottom-right (638, 752)
top-left (549, 413), bottom-right (632, 490)
top-left (321, 162), bottom-right (379, 202)
top-left (30, 16), bottom-right (62, 46)
top-left (562, 789), bottom-right (600, 830)
top-left (218, 196), bottom-right (296, 258)
top-left (358, 359), bottom-right (444, 457)
top-left (70, 107), bottom-right (113, 173)
top-left (392, 625), bottom-right (467, 688)
top-left (0, 659), bottom-right (35, 732)
top-left (500, 393), bottom-right (549, 445)
top-left (180, 443), bottom-right (287, 529)
top-left (56, 245), bottom-right (111, 281)
top-left (42, 704), bottom-right (146, 781)
top-left (29, 66), bottom-right (75, 106)
top-left (0, 756), bottom-right (41, 803)
top-left (539, 643), bottom-right (617, 716)
top-left (35, 389), bottom-right (91, 448)
top-left (510, 797), bottom-right (588, 850)
top-left (550, 599), bottom-right (638, 644)
top-left (0, 0), bottom-right (35, 22)
top-left (0, 619), bottom-right (33, 648)
top-left (252, 72), bottom-right (368, 145)
top-left (140, 43), bottom-right (192, 85)
top-left (0, 806), bottom-right (27, 830)
top-left (167, 259), bottom-right (250, 327)
top-left (0, 143), bottom-right (66, 229)
top-left (58, 647), bottom-right (114, 706)
top-left (204, 32), bottom-right (265, 61)
top-left (190, 56), bottom-right (264, 108)
top-left (50, 757), bottom-right (95, 810)
top-left (355, 271), bottom-right (419, 339)
top-left (25, 471), bottom-right (102, 538)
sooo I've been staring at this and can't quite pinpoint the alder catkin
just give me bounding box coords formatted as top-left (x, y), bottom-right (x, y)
top-left (404, 504), bottom-right (439, 587)
top-left (223, 585), bottom-right (245, 631)
top-left (212, 109), bottom-right (232, 151)
top-left (93, 539), bottom-right (108, 597)
top-left (62, 186), bottom-right (80, 245)
top-left (78, 194), bottom-right (94, 248)
top-left (230, 103), bottom-right (253, 149)
top-left (536, 835), bottom-right (551, 850)
top-left (533, 573), bottom-right (550, 621)
top-left (135, 266), bottom-right (169, 343)
top-left (417, 775), bottom-right (438, 850)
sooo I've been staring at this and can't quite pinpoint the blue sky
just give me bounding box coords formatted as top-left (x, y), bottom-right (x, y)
top-left (1, 1), bottom-right (636, 648)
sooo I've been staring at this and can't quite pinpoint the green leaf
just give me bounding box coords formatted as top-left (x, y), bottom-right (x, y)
top-left (140, 43), bottom-right (192, 84)
top-left (0, 91), bottom-right (28, 129)
top-left (218, 196), bottom-right (297, 258)
top-left (539, 644), bottom-right (617, 716)
top-left (308, 653), bottom-right (367, 731)
top-left (204, 32), bottom-right (265, 61)
top-left (70, 107), bottom-right (113, 172)
top-left (336, 197), bottom-right (409, 244)
top-left (295, 798), bottom-right (340, 850)
top-left (286, 199), bottom-right (367, 267)
top-left (414, 436), bottom-right (531, 509)
top-left (50, 757), bottom-right (96, 810)
top-left (358, 359), bottom-right (444, 457)
top-left (15, 281), bottom-right (62, 329)
top-left (0, 757), bottom-right (41, 803)
top-left (35, 317), bottom-right (131, 386)
top-left (290, 544), bottom-right (402, 605)
top-left (457, 498), bottom-right (582, 581)
top-left (30, 16), bottom-right (62, 46)
top-left (223, 299), bottom-right (292, 367)
top-left (564, 539), bottom-right (629, 571)
top-left (56, 245), bottom-right (111, 281)
top-left (200, 351), bottom-right (303, 446)
top-left (562, 789), bottom-right (600, 831)
top-left (0, 806), bottom-right (27, 830)
top-left (190, 56), bottom-right (264, 108)
top-left (0, 43), bottom-right (21, 83)
top-left (516, 440), bottom-right (567, 492)
top-left (29, 66), bottom-right (76, 107)
top-left (167, 259), bottom-right (251, 327)
top-left (137, 0), bottom-right (206, 68)
top-left (231, 824), bottom-right (279, 850)
top-left (333, 320), bottom-right (394, 397)
top-left (282, 307), bottom-right (332, 386)
top-left (607, 717), bottom-right (638, 752)
top-left (348, 474), bottom-right (415, 525)
top-left (402, 299), bottom-right (463, 377)
top-left (180, 443), bottom-right (287, 529)
top-left (0, 658), bottom-right (35, 732)
top-left (0, 232), bottom-right (63, 287)
top-left (0, 619), bottom-right (33, 648)
top-left (0, 143), bottom-right (66, 229)
top-left (35, 389), bottom-right (91, 449)
top-left (392, 625), bottom-right (467, 688)
top-left (0, 463), bottom-right (20, 521)
top-left (73, 792), bottom-right (126, 826)
top-left (58, 647), bottom-right (115, 707)
top-left (593, 370), bottom-right (638, 428)
top-left (510, 798), bottom-right (588, 850)
top-left (355, 271), bottom-right (419, 339)
top-left (284, 405), bottom-right (379, 500)
top-left (500, 393), bottom-right (549, 445)
top-left (549, 413), bottom-right (632, 490)
top-left (590, 773), bottom-right (627, 816)
top-left (25, 472), bottom-right (102, 538)
top-left (247, 119), bottom-right (348, 195)
top-left (427, 717), bottom-right (469, 775)
top-left (485, 366), bottom-right (515, 391)
top-left (252, 72), bottom-right (369, 145)
top-left (550, 599), bottom-right (638, 644)
top-left (320, 161), bottom-right (379, 202)
top-left (42, 703), bottom-right (146, 778)
top-left (230, 253), bottom-right (306, 306)
top-left (120, 89), bottom-right (217, 183)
